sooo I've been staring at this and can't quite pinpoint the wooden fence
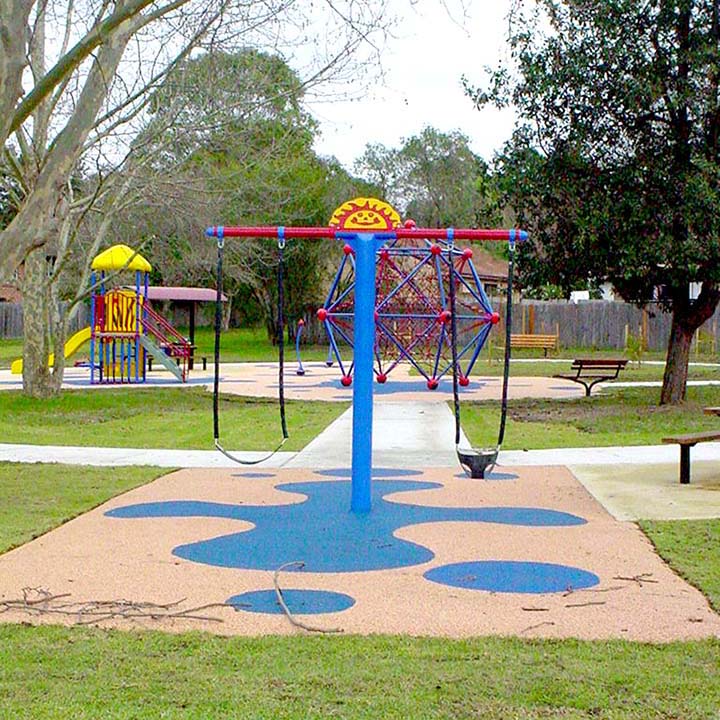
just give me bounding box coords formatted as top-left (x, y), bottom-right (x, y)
top-left (297, 299), bottom-right (717, 353)
top-left (505, 299), bottom-right (717, 353)
top-left (0, 303), bottom-right (90, 340)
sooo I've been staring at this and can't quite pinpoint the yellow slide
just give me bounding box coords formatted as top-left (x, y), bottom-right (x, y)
top-left (11, 326), bottom-right (92, 374)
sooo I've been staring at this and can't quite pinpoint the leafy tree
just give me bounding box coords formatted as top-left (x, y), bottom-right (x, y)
top-left (469, 0), bottom-right (720, 404)
top-left (108, 50), bottom-right (376, 339)
top-left (354, 127), bottom-right (501, 227)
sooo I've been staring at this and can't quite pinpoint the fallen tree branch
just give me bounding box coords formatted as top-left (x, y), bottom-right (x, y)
top-left (273, 562), bottom-right (343, 634)
top-left (0, 588), bottom-right (229, 625)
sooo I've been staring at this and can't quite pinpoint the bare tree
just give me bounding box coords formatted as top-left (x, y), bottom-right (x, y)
top-left (0, 0), bottom-right (391, 396)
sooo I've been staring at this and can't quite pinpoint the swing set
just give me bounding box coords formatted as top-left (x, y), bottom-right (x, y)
top-left (207, 197), bottom-right (526, 512)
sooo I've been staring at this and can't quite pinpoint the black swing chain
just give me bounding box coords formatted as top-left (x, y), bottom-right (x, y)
top-left (448, 235), bottom-right (515, 451)
top-left (277, 235), bottom-right (288, 439)
top-left (212, 233), bottom-right (288, 463)
top-left (497, 236), bottom-right (515, 448)
top-left (447, 242), bottom-right (462, 446)
top-left (213, 233), bottom-right (224, 442)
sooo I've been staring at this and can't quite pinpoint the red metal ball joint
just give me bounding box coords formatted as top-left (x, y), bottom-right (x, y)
top-left (376, 373), bottom-right (387, 384)
top-left (341, 375), bottom-right (352, 387)
top-left (343, 244), bottom-right (355, 256)
top-left (404, 219), bottom-right (417, 229)
top-left (437, 310), bottom-right (451, 324)
top-left (462, 248), bottom-right (473, 260)
top-left (379, 249), bottom-right (390, 261)
top-left (430, 244), bottom-right (442, 256)
top-left (427, 378), bottom-right (439, 390)
top-left (317, 308), bottom-right (328, 321)
top-left (490, 312), bottom-right (500, 325)
top-left (459, 375), bottom-right (470, 387)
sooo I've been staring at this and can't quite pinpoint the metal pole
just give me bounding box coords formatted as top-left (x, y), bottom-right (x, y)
top-left (349, 233), bottom-right (376, 513)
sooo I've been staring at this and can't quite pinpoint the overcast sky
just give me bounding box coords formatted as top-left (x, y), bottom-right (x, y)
top-left (307, 1), bottom-right (517, 171)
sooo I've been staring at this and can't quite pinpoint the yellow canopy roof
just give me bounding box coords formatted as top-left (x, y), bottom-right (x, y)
top-left (91, 244), bottom-right (152, 272)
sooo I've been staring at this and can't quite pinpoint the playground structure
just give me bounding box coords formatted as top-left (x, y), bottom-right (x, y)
top-left (319, 218), bottom-right (499, 389)
top-left (206, 197), bottom-right (526, 513)
top-left (89, 245), bottom-right (192, 384)
top-left (10, 326), bottom-right (92, 375)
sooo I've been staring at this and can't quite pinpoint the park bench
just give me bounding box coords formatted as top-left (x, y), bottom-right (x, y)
top-left (148, 346), bottom-right (208, 372)
top-left (661, 431), bottom-right (720, 484)
top-left (553, 358), bottom-right (628, 396)
top-left (509, 333), bottom-right (559, 357)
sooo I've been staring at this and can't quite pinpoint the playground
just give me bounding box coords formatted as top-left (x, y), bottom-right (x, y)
top-left (0, 198), bottom-right (718, 650)
top-left (0, 198), bottom-right (720, 717)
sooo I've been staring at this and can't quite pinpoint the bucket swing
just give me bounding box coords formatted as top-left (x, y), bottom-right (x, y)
top-left (450, 235), bottom-right (515, 479)
top-left (212, 230), bottom-right (289, 465)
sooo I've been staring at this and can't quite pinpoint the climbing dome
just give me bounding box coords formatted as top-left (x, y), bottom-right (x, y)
top-left (318, 232), bottom-right (499, 389)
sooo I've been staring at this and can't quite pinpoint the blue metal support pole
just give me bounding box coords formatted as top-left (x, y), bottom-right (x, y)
top-left (90, 271), bottom-right (96, 384)
top-left (348, 232), bottom-right (377, 513)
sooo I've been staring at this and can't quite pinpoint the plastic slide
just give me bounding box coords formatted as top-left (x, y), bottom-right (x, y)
top-left (10, 326), bottom-right (92, 374)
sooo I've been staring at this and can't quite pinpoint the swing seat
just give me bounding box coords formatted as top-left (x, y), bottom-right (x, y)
top-left (457, 447), bottom-right (498, 479)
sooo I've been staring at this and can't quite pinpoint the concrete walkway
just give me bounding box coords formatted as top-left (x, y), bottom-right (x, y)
top-left (286, 402), bottom-right (471, 469)
top-left (2, 399), bottom-right (720, 521)
top-left (0, 443), bottom-right (295, 468)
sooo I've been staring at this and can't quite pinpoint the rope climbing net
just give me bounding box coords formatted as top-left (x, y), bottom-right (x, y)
top-left (318, 235), bottom-right (499, 389)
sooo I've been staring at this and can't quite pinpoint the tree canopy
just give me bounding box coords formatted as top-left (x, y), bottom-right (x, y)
top-left (354, 127), bottom-right (500, 227)
top-left (469, 0), bottom-right (720, 403)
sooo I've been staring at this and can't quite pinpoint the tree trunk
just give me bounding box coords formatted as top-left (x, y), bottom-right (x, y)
top-left (222, 295), bottom-right (232, 331)
top-left (21, 248), bottom-right (57, 398)
top-left (660, 311), bottom-right (693, 404)
top-left (660, 283), bottom-right (720, 405)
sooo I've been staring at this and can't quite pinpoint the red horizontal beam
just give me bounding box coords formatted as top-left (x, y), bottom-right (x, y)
top-left (206, 226), bottom-right (527, 242)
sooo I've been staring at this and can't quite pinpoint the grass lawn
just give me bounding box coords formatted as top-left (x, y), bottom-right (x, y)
top-left (182, 325), bottom-right (333, 363)
top-left (640, 519), bottom-right (720, 612)
top-left (460, 385), bottom-right (720, 450)
top-left (0, 463), bottom-right (165, 553)
top-left (476, 354), bottom-right (720, 381)
top-left (0, 627), bottom-right (717, 719)
top-left (0, 337), bottom-right (22, 369)
top-left (0, 387), bottom-right (347, 451)
top-left (0, 328), bottom-right (330, 369)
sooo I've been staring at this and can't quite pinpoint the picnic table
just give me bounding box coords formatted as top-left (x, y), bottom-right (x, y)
top-left (660, 406), bottom-right (720, 484)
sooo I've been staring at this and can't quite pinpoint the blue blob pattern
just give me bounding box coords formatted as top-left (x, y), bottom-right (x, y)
top-left (313, 467), bottom-right (423, 478)
top-left (106, 479), bottom-right (588, 573)
top-left (424, 560), bottom-right (600, 594)
top-left (310, 379), bottom-right (484, 395)
top-left (227, 589), bottom-right (355, 615)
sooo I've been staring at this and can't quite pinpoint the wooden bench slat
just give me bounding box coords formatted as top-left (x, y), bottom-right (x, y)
top-left (661, 431), bottom-right (720, 484)
top-left (508, 333), bottom-right (559, 357)
top-left (553, 358), bottom-right (627, 396)
top-left (662, 431), bottom-right (720, 445)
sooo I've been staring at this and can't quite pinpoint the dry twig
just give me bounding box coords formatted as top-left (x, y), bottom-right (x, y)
top-left (0, 587), bottom-right (229, 625)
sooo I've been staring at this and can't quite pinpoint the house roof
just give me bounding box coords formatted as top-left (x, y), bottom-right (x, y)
top-left (145, 286), bottom-right (227, 302)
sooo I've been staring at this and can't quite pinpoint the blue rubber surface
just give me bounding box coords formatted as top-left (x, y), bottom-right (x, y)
top-left (227, 588), bottom-right (355, 615)
top-left (424, 560), bottom-right (600, 594)
top-left (106, 480), bottom-right (588, 573)
top-left (232, 472), bottom-right (276, 479)
top-left (313, 467), bottom-right (423, 478)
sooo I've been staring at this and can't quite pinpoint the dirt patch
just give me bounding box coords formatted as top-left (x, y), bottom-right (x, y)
top-left (508, 399), bottom-right (678, 427)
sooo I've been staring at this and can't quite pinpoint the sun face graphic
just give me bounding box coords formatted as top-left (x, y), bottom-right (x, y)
top-left (329, 197), bottom-right (401, 231)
